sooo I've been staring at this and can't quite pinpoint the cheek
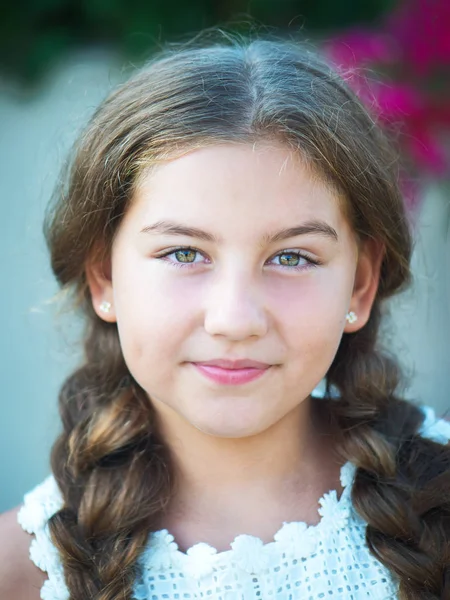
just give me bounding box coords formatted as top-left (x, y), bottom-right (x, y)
top-left (268, 270), bottom-right (348, 321)
top-left (113, 264), bottom-right (200, 364)
top-left (269, 271), bottom-right (349, 358)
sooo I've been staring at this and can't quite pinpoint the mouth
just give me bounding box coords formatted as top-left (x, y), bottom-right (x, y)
top-left (194, 358), bottom-right (271, 370)
top-left (191, 362), bottom-right (271, 386)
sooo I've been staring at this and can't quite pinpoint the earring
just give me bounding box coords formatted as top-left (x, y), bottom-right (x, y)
top-left (346, 311), bottom-right (357, 324)
top-left (99, 300), bottom-right (112, 313)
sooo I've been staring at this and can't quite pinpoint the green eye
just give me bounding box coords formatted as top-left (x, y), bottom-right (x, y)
top-left (157, 246), bottom-right (320, 272)
top-left (278, 252), bottom-right (302, 266)
top-left (174, 249), bottom-right (197, 263)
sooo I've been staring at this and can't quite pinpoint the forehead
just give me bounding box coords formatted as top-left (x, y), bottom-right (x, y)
top-left (126, 142), bottom-right (350, 238)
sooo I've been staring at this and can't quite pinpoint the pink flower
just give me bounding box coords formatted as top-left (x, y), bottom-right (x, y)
top-left (323, 30), bottom-right (397, 69)
top-left (387, 0), bottom-right (450, 76)
top-left (374, 83), bottom-right (424, 120)
top-left (322, 0), bottom-right (450, 189)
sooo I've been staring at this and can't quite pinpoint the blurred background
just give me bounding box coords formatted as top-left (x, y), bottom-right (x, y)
top-left (1, 0), bottom-right (449, 512)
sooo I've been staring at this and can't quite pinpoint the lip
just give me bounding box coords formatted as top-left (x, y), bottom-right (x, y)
top-left (192, 362), bottom-right (270, 385)
top-left (194, 358), bottom-right (271, 370)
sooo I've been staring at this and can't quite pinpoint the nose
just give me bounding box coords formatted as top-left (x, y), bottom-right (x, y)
top-left (203, 270), bottom-right (268, 341)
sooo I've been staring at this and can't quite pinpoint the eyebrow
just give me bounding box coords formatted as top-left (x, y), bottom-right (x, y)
top-left (140, 219), bottom-right (339, 245)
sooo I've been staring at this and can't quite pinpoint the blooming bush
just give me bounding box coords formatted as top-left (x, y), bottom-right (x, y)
top-left (323, 0), bottom-right (450, 211)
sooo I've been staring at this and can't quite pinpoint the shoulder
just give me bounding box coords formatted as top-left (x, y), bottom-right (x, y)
top-left (0, 475), bottom-right (67, 600)
top-left (0, 506), bottom-right (47, 600)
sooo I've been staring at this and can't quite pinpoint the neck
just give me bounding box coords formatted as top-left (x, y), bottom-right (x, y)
top-left (153, 397), bottom-right (336, 511)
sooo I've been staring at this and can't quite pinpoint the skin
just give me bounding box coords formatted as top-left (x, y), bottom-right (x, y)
top-left (86, 141), bottom-right (384, 550)
top-left (0, 508), bottom-right (47, 599)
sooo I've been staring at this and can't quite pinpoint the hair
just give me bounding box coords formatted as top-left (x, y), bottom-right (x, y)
top-left (43, 29), bottom-right (450, 600)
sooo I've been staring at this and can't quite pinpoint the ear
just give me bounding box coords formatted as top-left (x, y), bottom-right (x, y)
top-left (345, 237), bottom-right (384, 332)
top-left (85, 253), bottom-right (117, 323)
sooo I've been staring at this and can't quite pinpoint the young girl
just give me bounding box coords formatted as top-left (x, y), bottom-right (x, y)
top-left (1, 31), bottom-right (449, 600)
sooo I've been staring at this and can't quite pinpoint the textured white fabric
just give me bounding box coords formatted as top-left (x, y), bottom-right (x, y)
top-left (17, 403), bottom-right (450, 600)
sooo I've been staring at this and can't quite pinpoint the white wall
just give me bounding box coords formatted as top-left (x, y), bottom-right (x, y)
top-left (0, 51), bottom-right (448, 512)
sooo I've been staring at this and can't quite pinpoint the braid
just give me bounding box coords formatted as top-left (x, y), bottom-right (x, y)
top-left (326, 303), bottom-right (450, 599)
top-left (48, 315), bottom-right (174, 600)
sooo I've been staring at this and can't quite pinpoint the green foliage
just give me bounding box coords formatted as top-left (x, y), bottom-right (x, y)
top-left (0, 0), bottom-right (396, 86)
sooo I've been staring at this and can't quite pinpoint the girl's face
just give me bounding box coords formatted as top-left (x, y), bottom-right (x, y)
top-left (88, 142), bottom-right (382, 438)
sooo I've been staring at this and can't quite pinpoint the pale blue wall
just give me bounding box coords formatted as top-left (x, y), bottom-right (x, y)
top-left (0, 52), bottom-right (449, 512)
top-left (388, 191), bottom-right (450, 416)
top-left (0, 51), bottom-right (122, 511)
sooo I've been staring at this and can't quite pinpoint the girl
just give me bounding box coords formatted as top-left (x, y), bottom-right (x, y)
top-left (1, 31), bottom-right (449, 600)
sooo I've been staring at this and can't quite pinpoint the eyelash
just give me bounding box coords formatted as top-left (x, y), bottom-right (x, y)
top-left (155, 246), bottom-right (322, 272)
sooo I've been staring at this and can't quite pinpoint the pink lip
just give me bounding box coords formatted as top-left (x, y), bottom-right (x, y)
top-left (195, 358), bottom-right (271, 370)
top-left (192, 363), bottom-right (270, 385)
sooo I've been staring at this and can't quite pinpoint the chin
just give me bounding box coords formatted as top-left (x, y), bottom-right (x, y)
top-left (188, 409), bottom-right (276, 439)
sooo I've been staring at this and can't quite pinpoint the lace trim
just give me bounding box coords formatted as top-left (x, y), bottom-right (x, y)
top-left (16, 404), bottom-right (449, 597)
top-left (136, 460), bottom-right (358, 580)
top-left (419, 404), bottom-right (450, 444)
top-left (17, 476), bottom-right (68, 600)
top-left (136, 404), bottom-right (450, 580)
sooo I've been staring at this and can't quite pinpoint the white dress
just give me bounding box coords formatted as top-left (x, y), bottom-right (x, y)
top-left (17, 403), bottom-right (450, 600)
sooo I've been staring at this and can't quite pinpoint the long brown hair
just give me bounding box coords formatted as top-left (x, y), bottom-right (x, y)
top-left (44, 30), bottom-right (450, 599)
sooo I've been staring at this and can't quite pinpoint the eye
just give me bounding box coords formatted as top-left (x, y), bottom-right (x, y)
top-left (271, 251), bottom-right (319, 270)
top-left (155, 246), bottom-right (321, 271)
top-left (168, 248), bottom-right (202, 265)
top-left (155, 247), bottom-right (207, 269)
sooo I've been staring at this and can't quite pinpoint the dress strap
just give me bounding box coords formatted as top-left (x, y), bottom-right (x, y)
top-left (17, 475), bottom-right (69, 600)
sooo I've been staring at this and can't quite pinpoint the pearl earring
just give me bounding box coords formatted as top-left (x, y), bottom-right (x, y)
top-left (99, 300), bottom-right (112, 313)
top-left (346, 311), bottom-right (357, 324)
